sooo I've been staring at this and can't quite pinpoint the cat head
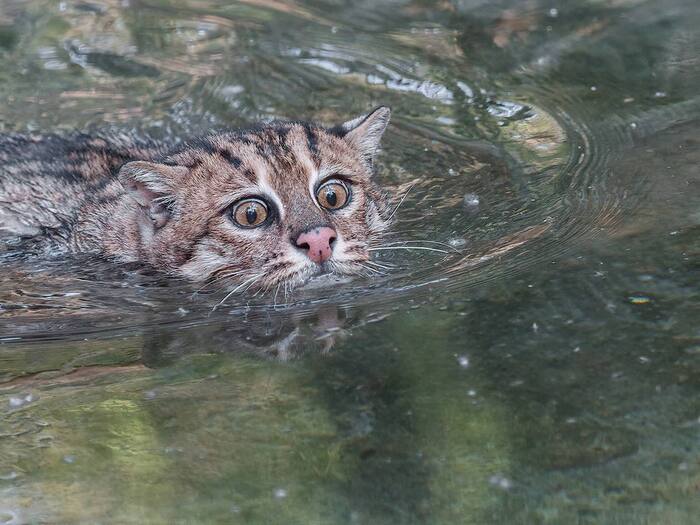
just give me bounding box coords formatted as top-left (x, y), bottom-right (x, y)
top-left (118, 107), bottom-right (392, 292)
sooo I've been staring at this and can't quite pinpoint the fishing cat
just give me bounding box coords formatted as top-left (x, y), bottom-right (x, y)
top-left (0, 107), bottom-right (392, 292)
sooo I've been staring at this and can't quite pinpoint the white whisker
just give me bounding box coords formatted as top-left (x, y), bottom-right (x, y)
top-left (387, 182), bottom-right (416, 222)
top-left (368, 246), bottom-right (450, 254)
top-left (211, 273), bottom-right (263, 311)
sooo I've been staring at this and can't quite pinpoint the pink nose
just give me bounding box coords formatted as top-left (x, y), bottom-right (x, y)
top-left (295, 226), bottom-right (337, 264)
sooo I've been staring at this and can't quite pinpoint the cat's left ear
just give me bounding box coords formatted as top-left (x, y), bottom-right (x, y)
top-left (118, 161), bottom-right (188, 229)
top-left (340, 106), bottom-right (391, 168)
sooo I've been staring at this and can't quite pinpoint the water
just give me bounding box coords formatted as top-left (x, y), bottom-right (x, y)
top-left (1, 0), bottom-right (699, 523)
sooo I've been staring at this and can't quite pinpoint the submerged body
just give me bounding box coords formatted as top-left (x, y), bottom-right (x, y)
top-left (0, 108), bottom-right (392, 290)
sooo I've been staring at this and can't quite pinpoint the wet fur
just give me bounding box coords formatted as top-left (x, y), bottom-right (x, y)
top-left (0, 109), bottom-right (392, 291)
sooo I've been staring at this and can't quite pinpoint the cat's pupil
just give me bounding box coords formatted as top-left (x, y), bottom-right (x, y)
top-left (246, 206), bottom-right (258, 224)
top-left (326, 190), bottom-right (337, 207)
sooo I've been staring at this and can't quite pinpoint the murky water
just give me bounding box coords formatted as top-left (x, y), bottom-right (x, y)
top-left (1, 0), bottom-right (699, 523)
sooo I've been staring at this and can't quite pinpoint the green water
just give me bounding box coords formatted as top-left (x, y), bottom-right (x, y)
top-left (1, 0), bottom-right (699, 523)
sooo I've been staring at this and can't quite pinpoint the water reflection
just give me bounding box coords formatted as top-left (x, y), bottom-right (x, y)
top-left (1, 0), bottom-right (700, 522)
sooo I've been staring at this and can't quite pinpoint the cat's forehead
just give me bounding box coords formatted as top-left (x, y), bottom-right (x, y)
top-left (169, 124), bottom-right (361, 208)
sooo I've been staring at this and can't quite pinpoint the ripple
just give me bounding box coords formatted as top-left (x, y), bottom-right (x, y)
top-left (0, 0), bottom-right (692, 347)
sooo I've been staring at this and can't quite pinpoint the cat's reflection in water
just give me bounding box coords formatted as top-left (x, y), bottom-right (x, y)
top-left (141, 304), bottom-right (356, 367)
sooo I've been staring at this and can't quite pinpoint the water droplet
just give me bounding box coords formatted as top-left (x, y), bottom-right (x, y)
top-left (8, 393), bottom-right (36, 409)
top-left (628, 295), bottom-right (651, 305)
top-left (463, 193), bottom-right (480, 208)
top-left (489, 475), bottom-right (513, 490)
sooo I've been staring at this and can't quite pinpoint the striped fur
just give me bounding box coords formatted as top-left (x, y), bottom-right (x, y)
top-left (0, 108), bottom-right (392, 291)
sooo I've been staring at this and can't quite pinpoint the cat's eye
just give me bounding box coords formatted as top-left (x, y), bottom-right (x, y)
top-left (231, 198), bottom-right (269, 228)
top-left (316, 180), bottom-right (350, 210)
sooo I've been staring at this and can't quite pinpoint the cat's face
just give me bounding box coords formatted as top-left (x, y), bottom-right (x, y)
top-left (118, 107), bottom-right (392, 292)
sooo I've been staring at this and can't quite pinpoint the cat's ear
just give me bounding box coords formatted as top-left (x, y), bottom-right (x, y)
top-left (340, 106), bottom-right (391, 168)
top-left (118, 161), bottom-right (187, 228)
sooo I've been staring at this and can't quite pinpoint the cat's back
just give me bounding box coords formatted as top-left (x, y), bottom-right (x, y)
top-left (0, 131), bottom-right (165, 184)
top-left (0, 130), bottom-right (165, 238)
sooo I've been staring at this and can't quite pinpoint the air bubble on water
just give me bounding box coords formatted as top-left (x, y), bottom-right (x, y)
top-left (532, 322), bottom-right (539, 333)
top-left (638, 356), bottom-right (650, 364)
top-left (678, 462), bottom-right (689, 471)
top-left (463, 193), bottom-right (479, 208)
top-left (630, 122), bottom-right (637, 129)
top-left (548, 8), bottom-right (559, 17)
top-left (63, 455), bottom-right (76, 464)
top-left (628, 295), bottom-right (651, 305)
top-left (489, 475), bottom-right (513, 490)
top-left (448, 237), bottom-right (466, 249)
top-left (144, 390), bottom-right (157, 400)
top-left (654, 91), bottom-right (667, 98)
top-left (467, 389), bottom-right (477, 397)
top-left (8, 393), bottom-right (35, 409)
top-left (590, 86), bottom-right (597, 92)
top-left (274, 488), bottom-right (288, 499)
top-left (457, 355), bottom-right (469, 368)
top-left (0, 471), bottom-right (18, 481)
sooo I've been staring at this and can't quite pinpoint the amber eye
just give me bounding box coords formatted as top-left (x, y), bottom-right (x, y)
top-left (316, 180), bottom-right (350, 210)
top-left (231, 198), bottom-right (269, 228)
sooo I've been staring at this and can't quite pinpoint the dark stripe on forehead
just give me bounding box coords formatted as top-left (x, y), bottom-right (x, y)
top-left (275, 125), bottom-right (291, 142)
top-left (303, 123), bottom-right (319, 164)
top-left (216, 148), bottom-right (242, 169)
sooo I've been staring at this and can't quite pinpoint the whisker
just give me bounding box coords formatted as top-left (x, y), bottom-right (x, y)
top-left (363, 260), bottom-right (395, 271)
top-left (191, 267), bottom-right (251, 297)
top-left (382, 240), bottom-right (461, 251)
top-left (359, 263), bottom-right (385, 276)
top-left (368, 246), bottom-right (450, 254)
top-left (387, 182), bottom-right (416, 222)
top-left (211, 274), bottom-right (263, 312)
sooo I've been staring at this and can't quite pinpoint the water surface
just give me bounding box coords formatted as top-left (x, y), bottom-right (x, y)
top-left (1, 0), bottom-right (699, 523)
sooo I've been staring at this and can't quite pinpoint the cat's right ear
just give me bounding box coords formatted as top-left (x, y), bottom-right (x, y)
top-left (118, 161), bottom-right (187, 228)
top-left (339, 106), bottom-right (391, 169)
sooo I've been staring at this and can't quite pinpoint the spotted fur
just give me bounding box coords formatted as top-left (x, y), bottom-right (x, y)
top-left (0, 108), bottom-right (392, 291)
